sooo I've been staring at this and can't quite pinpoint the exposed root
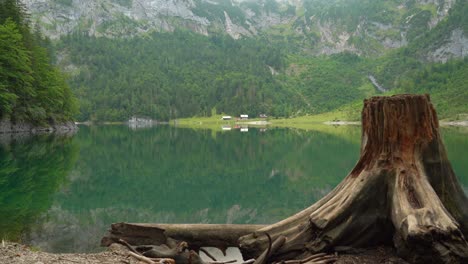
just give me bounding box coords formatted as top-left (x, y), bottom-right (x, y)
top-left (129, 252), bottom-right (175, 264)
top-left (254, 235), bottom-right (286, 264)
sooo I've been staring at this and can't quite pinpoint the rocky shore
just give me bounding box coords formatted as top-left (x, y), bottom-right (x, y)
top-left (0, 242), bottom-right (137, 264)
top-left (0, 241), bottom-right (408, 264)
top-left (0, 119), bottom-right (78, 134)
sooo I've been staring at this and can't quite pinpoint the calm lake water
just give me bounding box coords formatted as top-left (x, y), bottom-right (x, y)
top-left (0, 125), bottom-right (467, 253)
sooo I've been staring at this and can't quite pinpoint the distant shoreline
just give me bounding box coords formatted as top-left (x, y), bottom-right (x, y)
top-left (439, 120), bottom-right (468, 127)
top-left (0, 119), bottom-right (77, 134)
top-left (72, 118), bottom-right (468, 130)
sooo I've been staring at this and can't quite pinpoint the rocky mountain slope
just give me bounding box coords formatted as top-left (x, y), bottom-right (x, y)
top-left (20, 0), bottom-right (468, 121)
top-left (24, 0), bottom-right (466, 58)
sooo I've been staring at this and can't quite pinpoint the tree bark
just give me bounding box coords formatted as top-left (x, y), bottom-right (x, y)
top-left (238, 94), bottom-right (468, 263)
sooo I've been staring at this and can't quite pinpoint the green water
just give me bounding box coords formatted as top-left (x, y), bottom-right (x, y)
top-left (0, 125), bottom-right (467, 253)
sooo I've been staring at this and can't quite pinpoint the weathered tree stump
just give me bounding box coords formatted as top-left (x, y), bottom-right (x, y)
top-left (239, 94), bottom-right (468, 264)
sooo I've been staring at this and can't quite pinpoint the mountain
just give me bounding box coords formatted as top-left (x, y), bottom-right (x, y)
top-left (21, 0), bottom-right (468, 121)
top-left (24, 0), bottom-right (466, 57)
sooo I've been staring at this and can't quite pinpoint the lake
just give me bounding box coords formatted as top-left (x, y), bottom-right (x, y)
top-left (0, 125), bottom-right (467, 253)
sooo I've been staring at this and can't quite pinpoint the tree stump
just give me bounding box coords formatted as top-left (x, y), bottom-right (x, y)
top-left (238, 94), bottom-right (468, 264)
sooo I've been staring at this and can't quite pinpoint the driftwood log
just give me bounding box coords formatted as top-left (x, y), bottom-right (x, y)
top-left (103, 95), bottom-right (468, 264)
top-left (101, 223), bottom-right (266, 250)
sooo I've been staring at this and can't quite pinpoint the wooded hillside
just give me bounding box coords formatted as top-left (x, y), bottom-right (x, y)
top-left (0, 0), bottom-right (77, 124)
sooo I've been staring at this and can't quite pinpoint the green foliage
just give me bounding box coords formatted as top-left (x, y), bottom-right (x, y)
top-left (61, 31), bottom-right (298, 121)
top-left (0, 18), bottom-right (33, 117)
top-left (360, 0), bottom-right (468, 119)
top-left (303, 0), bottom-right (396, 30)
top-left (0, 0), bottom-right (77, 122)
top-left (395, 58), bottom-right (468, 118)
top-left (0, 0), bottom-right (29, 28)
top-left (279, 53), bottom-right (376, 114)
top-left (41, 0), bottom-right (468, 122)
top-left (404, 9), bottom-right (432, 42)
top-left (403, 0), bottom-right (468, 58)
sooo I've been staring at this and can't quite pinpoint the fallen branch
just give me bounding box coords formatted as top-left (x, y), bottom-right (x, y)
top-left (208, 260), bottom-right (237, 264)
top-left (280, 253), bottom-right (326, 264)
top-left (116, 238), bottom-right (141, 255)
top-left (279, 253), bottom-right (337, 264)
top-left (129, 251), bottom-right (157, 264)
top-left (102, 223), bottom-right (265, 249)
top-left (150, 258), bottom-right (176, 264)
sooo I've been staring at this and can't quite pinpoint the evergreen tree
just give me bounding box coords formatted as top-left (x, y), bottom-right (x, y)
top-left (0, 18), bottom-right (33, 117)
top-left (0, 0), bottom-right (77, 123)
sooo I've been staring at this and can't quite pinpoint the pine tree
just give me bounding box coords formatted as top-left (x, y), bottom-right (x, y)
top-left (0, 18), bottom-right (33, 118)
top-left (0, 0), bottom-right (78, 122)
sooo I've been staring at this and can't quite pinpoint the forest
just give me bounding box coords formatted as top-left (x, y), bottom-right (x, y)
top-left (59, 0), bottom-right (468, 122)
top-left (0, 0), bottom-right (77, 124)
top-left (0, 0), bottom-right (467, 123)
top-left (61, 32), bottom-right (293, 121)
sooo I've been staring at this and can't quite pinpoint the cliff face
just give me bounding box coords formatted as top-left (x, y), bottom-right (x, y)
top-left (23, 0), bottom-right (283, 39)
top-left (24, 0), bottom-right (466, 59)
top-left (23, 0), bottom-right (211, 38)
top-left (428, 28), bottom-right (468, 62)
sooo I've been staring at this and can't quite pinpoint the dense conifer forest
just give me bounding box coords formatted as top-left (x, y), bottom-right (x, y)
top-left (1, 0), bottom-right (467, 122)
top-left (59, 0), bottom-right (468, 122)
top-left (0, 0), bottom-right (77, 124)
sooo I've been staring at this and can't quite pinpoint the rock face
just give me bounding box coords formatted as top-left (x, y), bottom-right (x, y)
top-left (24, 0), bottom-right (466, 59)
top-left (0, 119), bottom-right (77, 134)
top-left (22, 0), bottom-right (211, 38)
top-left (429, 28), bottom-right (468, 62)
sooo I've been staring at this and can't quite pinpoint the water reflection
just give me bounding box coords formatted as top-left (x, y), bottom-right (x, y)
top-left (0, 132), bottom-right (78, 241)
top-left (441, 127), bottom-right (468, 195)
top-left (0, 125), bottom-right (466, 253)
top-left (26, 125), bottom-right (362, 252)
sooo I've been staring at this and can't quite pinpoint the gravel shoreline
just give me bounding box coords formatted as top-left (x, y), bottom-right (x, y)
top-left (0, 242), bottom-right (137, 264)
top-left (1, 242), bottom-right (409, 264)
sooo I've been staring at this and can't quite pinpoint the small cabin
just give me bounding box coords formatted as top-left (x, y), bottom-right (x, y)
top-left (222, 116), bottom-right (232, 120)
top-left (240, 114), bottom-right (249, 120)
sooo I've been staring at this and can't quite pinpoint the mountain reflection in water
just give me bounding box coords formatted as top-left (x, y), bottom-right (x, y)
top-left (0, 125), bottom-right (466, 253)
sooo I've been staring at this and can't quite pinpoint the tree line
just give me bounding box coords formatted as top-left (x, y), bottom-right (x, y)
top-left (61, 31), bottom-right (302, 121)
top-left (0, 0), bottom-right (77, 124)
